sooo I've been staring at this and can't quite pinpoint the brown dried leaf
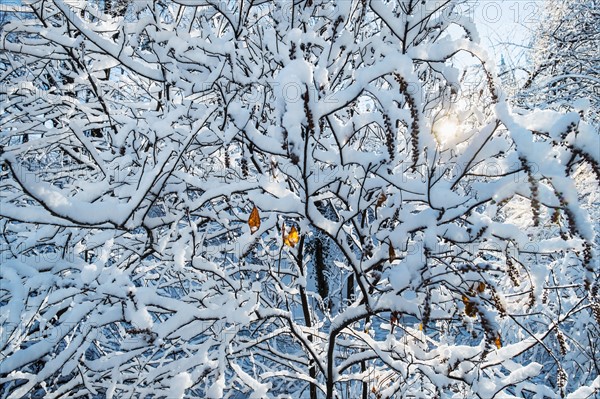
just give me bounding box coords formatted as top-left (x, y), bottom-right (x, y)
top-left (462, 295), bottom-right (477, 317)
top-left (376, 192), bottom-right (387, 207)
top-left (248, 206), bottom-right (261, 233)
top-left (388, 244), bottom-right (396, 261)
top-left (477, 282), bottom-right (486, 293)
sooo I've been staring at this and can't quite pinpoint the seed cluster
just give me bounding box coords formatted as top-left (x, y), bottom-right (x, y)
top-left (393, 73), bottom-right (420, 167)
top-left (383, 112), bottom-right (395, 161)
top-left (592, 301), bottom-right (600, 327)
top-left (557, 367), bottom-right (567, 398)
top-left (506, 255), bottom-right (520, 287)
top-left (484, 67), bottom-right (498, 103)
top-left (556, 330), bottom-right (567, 356)
top-left (554, 190), bottom-right (578, 238)
top-left (520, 156), bottom-right (540, 227)
top-left (491, 289), bottom-right (506, 318)
top-left (422, 288), bottom-right (431, 332)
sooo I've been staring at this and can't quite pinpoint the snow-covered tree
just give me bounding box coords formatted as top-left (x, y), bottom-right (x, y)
top-left (517, 0), bottom-right (600, 127)
top-left (1, 1), bottom-right (598, 398)
top-left (502, 1), bottom-right (600, 395)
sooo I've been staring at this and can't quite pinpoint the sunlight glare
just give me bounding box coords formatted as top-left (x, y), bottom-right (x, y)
top-left (433, 115), bottom-right (460, 147)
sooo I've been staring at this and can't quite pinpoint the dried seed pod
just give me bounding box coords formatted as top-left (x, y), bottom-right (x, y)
top-left (422, 289), bottom-right (431, 332)
top-left (394, 73), bottom-right (420, 167)
top-left (520, 157), bottom-right (540, 227)
top-left (506, 255), bottom-right (520, 287)
top-left (363, 238), bottom-right (374, 258)
top-left (241, 157), bottom-right (249, 178)
top-left (527, 290), bottom-right (535, 310)
top-left (592, 302), bottom-right (600, 327)
top-left (557, 368), bottom-right (567, 397)
top-left (302, 90), bottom-right (315, 138)
top-left (571, 148), bottom-right (600, 182)
top-left (392, 207), bottom-right (400, 222)
top-left (556, 330), bottom-right (567, 356)
top-left (582, 242), bottom-right (593, 291)
top-left (224, 146), bottom-right (230, 169)
top-left (491, 289), bottom-right (506, 318)
top-left (554, 189), bottom-right (578, 238)
top-left (551, 208), bottom-right (561, 224)
top-left (383, 113), bottom-right (395, 161)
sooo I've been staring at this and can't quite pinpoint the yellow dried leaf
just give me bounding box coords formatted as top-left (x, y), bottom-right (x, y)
top-left (248, 206), bottom-right (260, 233)
top-left (283, 225), bottom-right (299, 247)
top-left (419, 323), bottom-right (423, 331)
top-left (495, 334), bottom-right (502, 349)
